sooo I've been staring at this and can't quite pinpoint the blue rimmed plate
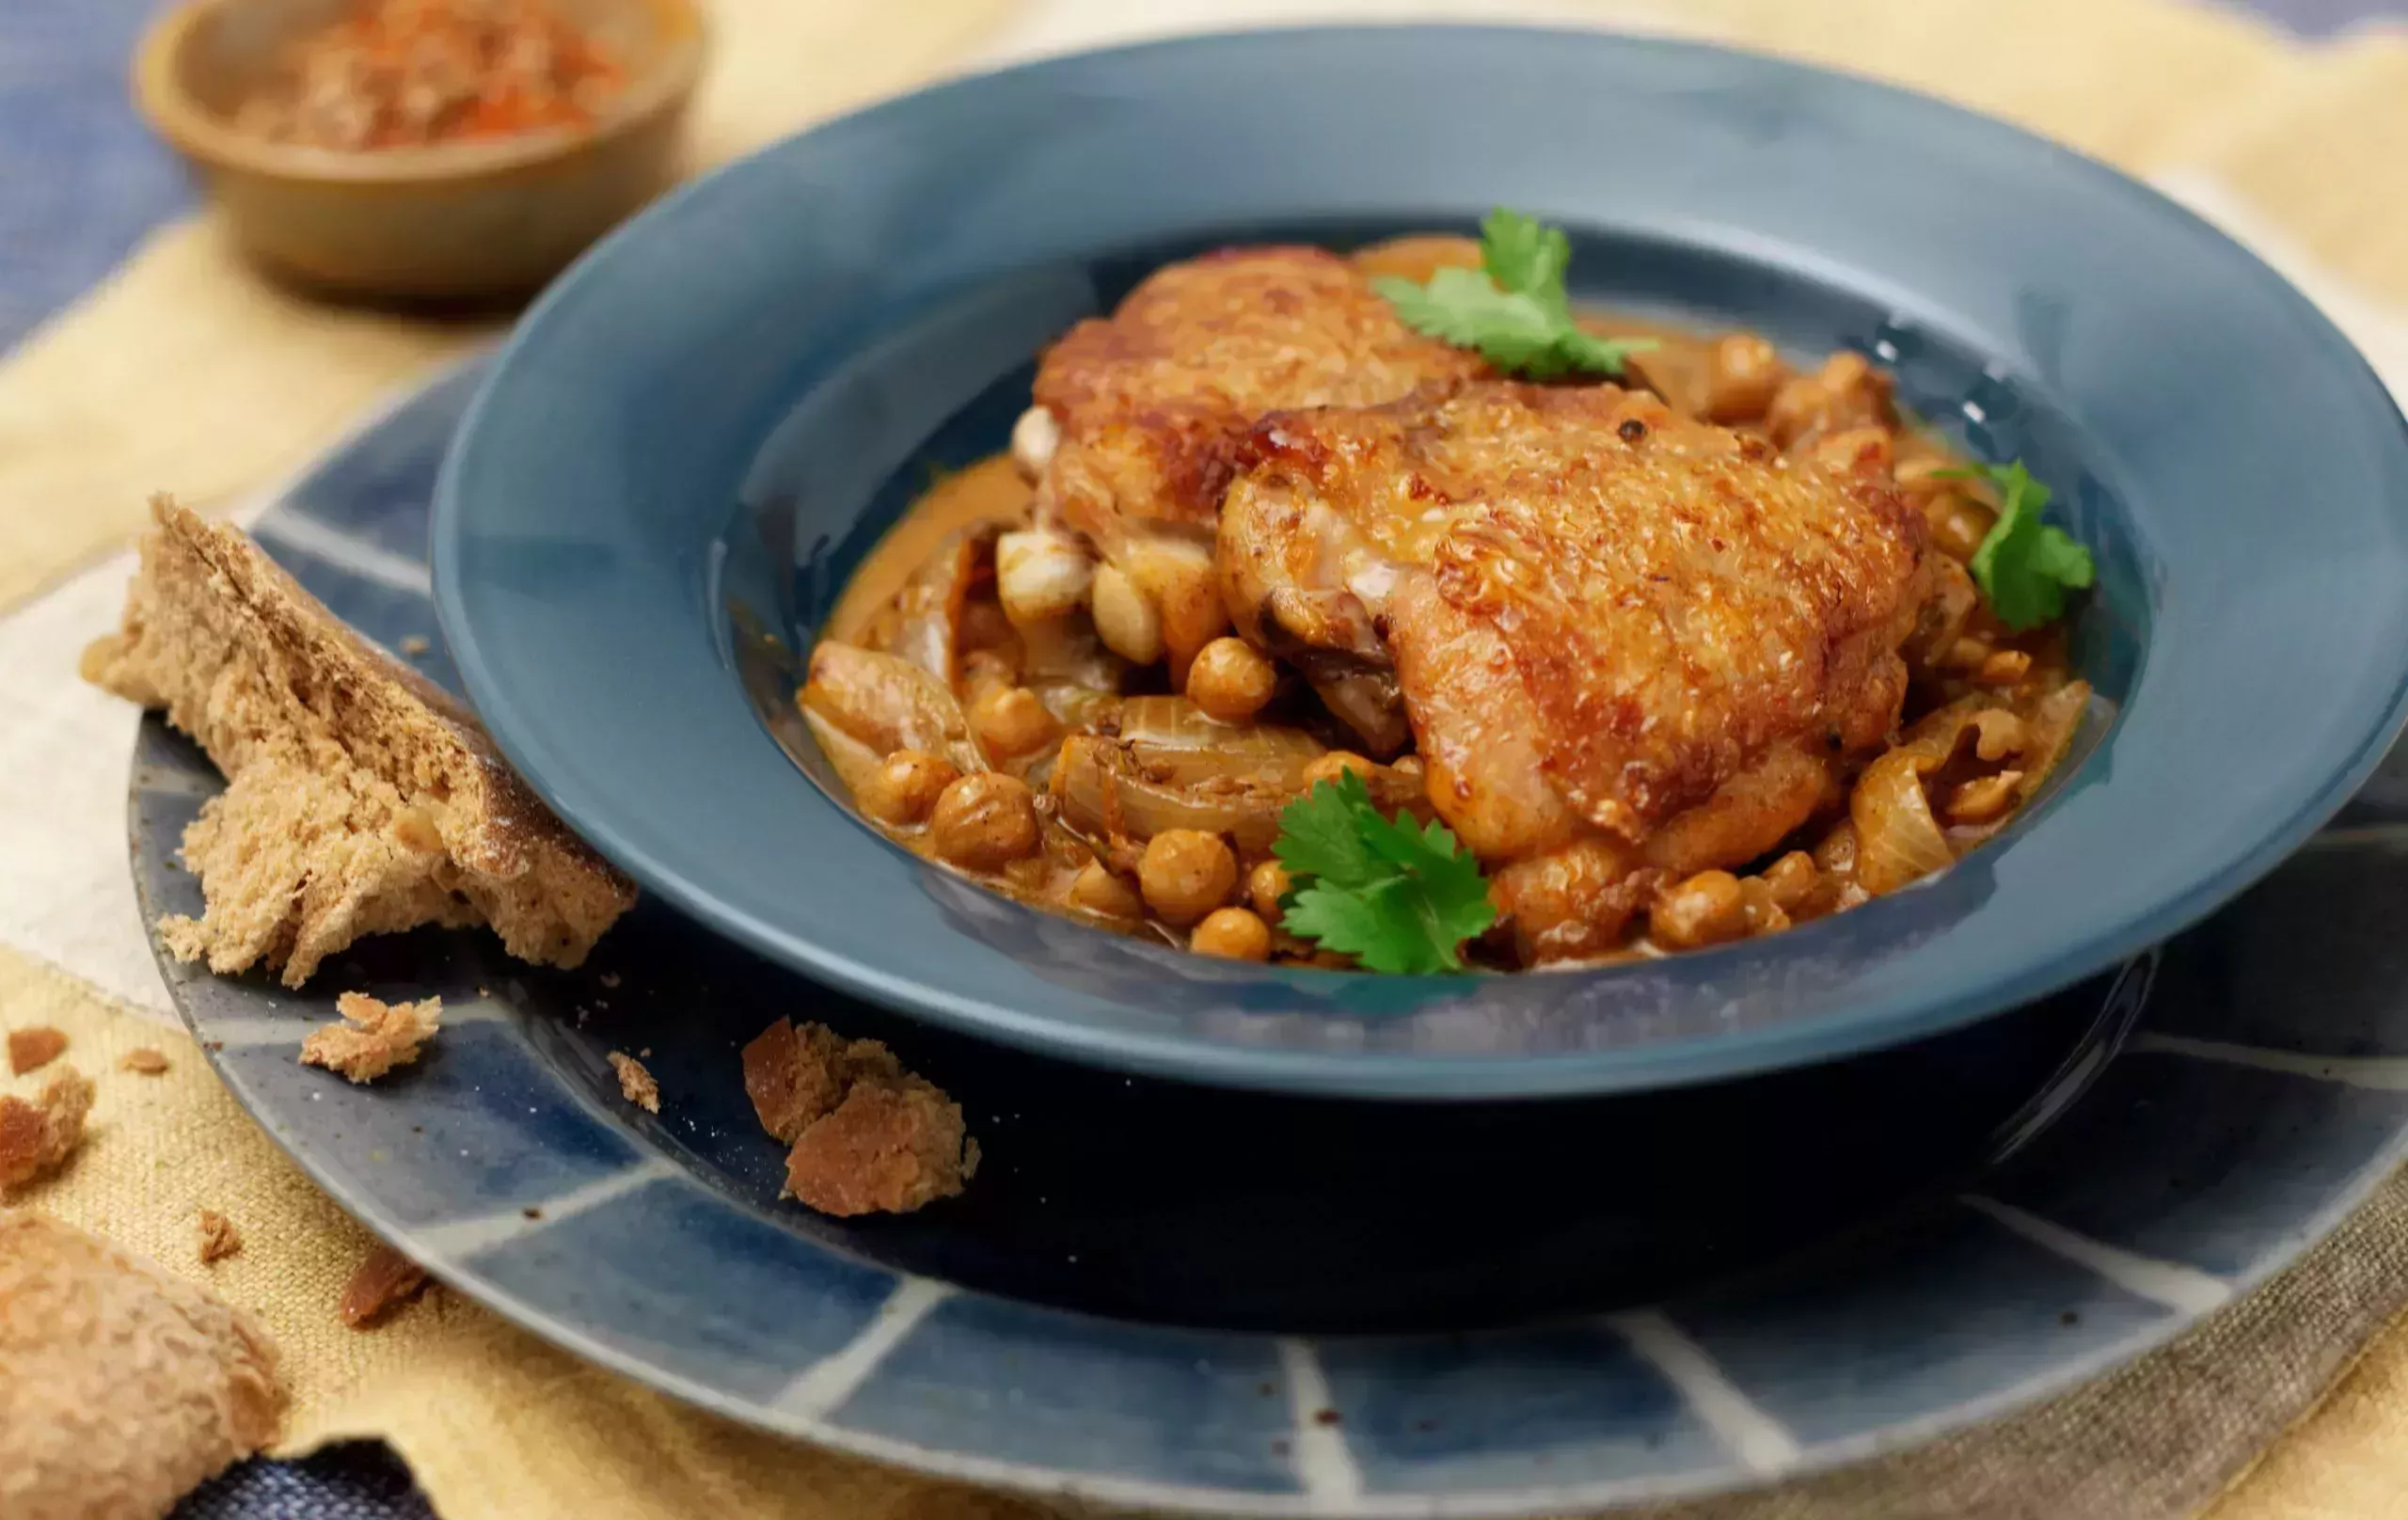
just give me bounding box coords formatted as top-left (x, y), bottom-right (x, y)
top-left (429, 26), bottom-right (2408, 1098)
top-left (145, 360), bottom-right (2408, 1515)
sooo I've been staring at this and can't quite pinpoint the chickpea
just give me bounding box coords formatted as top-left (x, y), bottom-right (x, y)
top-left (1139, 829), bottom-right (1238, 926)
top-left (1191, 907), bottom-right (1273, 961)
top-left (1945, 770), bottom-right (2026, 825)
top-left (1813, 821), bottom-right (1860, 878)
top-left (960, 647), bottom-right (1020, 698)
top-left (858, 750), bottom-right (960, 827)
top-left (1091, 562), bottom-right (1165, 666)
top-left (1942, 636), bottom-right (1995, 672)
top-left (930, 772), bottom-right (1040, 871)
top-left (1703, 333), bottom-right (1784, 423)
top-left (1011, 405), bottom-right (1061, 481)
top-left (1759, 850), bottom-right (1820, 910)
top-left (995, 529), bottom-right (1094, 625)
top-left (1927, 492), bottom-right (1997, 562)
top-left (1301, 752), bottom-right (1374, 791)
top-left (1811, 425), bottom-right (1893, 477)
top-left (1892, 454), bottom-right (1954, 495)
top-left (1970, 708), bottom-right (2028, 762)
top-left (1972, 649), bottom-right (2034, 688)
top-left (970, 686), bottom-right (1058, 758)
top-left (1068, 860), bottom-right (1146, 919)
top-left (1766, 352), bottom-right (1888, 449)
top-left (1247, 859), bottom-right (1293, 921)
top-left (1738, 877), bottom-right (1793, 937)
top-left (1186, 637), bottom-right (1280, 723)
top-left (1651, 869), bottom-right (1748, 950)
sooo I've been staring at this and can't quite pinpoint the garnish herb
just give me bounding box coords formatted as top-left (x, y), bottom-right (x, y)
top-left (1370, 208), bottom-right (1655, 381)
top-left (1938, 459), bottom-right (2097, 631)
top-left (1273, 770), bottom-right (1496, 974)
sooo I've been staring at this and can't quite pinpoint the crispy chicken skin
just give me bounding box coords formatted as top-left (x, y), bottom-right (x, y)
top-left (1023, 246), bottom-right (1488, 675)
top-left (1034, 246), bottom-right (1488, 540)
top-left (1219, 382), bottom-right (1933, 959)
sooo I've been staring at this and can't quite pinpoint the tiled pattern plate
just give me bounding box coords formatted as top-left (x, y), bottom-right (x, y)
top-left (138, 362), bottom-right (2408, 1515)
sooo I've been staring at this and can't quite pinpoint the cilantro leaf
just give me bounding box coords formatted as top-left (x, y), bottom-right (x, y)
top-left (1272, 772), bottom-right (1497, 974)
top-left (1479, 208), bottom-right (1573, 309)
top-left (1371, 207), bottom-right (1654, 380)
top-left (1271, 770), bottom-right (1385, 888)
top-left (1940, 459), bottom-right (2098, 631)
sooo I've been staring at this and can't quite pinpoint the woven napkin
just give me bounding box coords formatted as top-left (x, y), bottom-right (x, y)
top-left (5, 2), bottom-right (2408, 1517)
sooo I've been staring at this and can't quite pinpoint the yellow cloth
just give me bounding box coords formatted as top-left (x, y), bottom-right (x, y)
top-left (0, 946), bottom-right (1055, 1520)
top-left (5, 1), bottom-right (2408, 1517)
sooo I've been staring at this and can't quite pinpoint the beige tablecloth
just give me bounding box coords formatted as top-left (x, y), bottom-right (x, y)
top-left (5, 2), bottom-right (2408, 1516)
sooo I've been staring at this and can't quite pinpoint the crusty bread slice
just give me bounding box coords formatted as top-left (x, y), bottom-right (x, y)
top-left (0, 1211), bottom-right (285, 1520)
top-left (84, 496), bottom-right (635, 988)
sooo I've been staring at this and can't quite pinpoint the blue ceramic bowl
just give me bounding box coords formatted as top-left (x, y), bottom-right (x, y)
top-left (434, 27), bottom-right (2408, 1100)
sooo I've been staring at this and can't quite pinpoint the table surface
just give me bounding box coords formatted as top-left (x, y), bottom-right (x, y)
top-left (2, 0), bottom-right (2400, 1515)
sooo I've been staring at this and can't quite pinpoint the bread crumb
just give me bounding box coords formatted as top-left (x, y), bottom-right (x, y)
top-left (198, 1210), bottom-right (243, 1264)
top-left (608, 1052), bottom-right (659, 1114)
top-left (0, 1213), bottom-right (283, 1517)
top-left (123, 1047), bottom-right (171, 1075)
top-left (598, 972), bottom-right (621, 989)
top-left (338, 1243), bottom-right (429, 1329)
top-left (300, 993), bottom-right (440, 1084)
top-left (740, 1018), bottom-right (899, 1144)
top-left (740, 1020), bottom-right (974, 1216)
top-left (398, 634), bottom-right (431, 656)
top-left (0, 1068), bottom-right (96, 1189)
top-left (8, 1026), bottom-right (67, 1075)
top-left (785, 1078), bottom-right (974, 1216)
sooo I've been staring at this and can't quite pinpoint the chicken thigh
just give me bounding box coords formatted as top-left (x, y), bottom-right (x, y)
top-left (1006, 246), bottom-right (1487, 679)
top-left (1218, 380), bottom-right (1934, 961)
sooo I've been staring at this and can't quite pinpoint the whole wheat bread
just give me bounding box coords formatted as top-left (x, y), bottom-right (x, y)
top-left (84, 496), bottom-right (635, 988)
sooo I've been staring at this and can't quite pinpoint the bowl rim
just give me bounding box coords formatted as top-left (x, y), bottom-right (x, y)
top-left (131, 0), bottom-right (707, 185)
top-left (433, 24), bottom-right (2408, 1100)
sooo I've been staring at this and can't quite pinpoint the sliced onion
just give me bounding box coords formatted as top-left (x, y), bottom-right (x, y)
top-left (1909, 558), bottom-right (1979, 679)
top-left (1117, 696), bottom-right (1327, 788)
top-left (889, 527), bottom-right (994, 687)
top-left (1053, 736), bottom-right (1296, 854)
top-left (1849, 748), bottom-right (1954, 895)
top-left (799, 708), bottom-right (888, 800)
top-left (2011, 680), bottom-right (2091, 806)
top-left (800, 641), bottom-right (984, 773)
top-left (1033, 684), bottom-right (1118, 733)
top-left (1054, 730), bottom-right (1430, 854)
top-left (1019, 610), bottom-right (1125, 692)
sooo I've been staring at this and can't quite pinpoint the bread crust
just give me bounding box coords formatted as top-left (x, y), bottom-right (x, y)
top-left (86, 498), bottom-right (635, 987)
top-left (0, 1212), bottom-right (284, 1520)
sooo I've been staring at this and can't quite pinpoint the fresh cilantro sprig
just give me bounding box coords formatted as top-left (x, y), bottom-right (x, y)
top-left (1370, 209), bottom-right (1655, 381)
top-left (1936, 459), bottom-right (2097, 631)
top-left (1273, 770), bottom-right (1496, 974)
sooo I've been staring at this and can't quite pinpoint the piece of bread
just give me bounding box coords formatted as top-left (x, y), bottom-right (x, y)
top-left (84, 497), bottom-right (635, 988)
top-left (0, 1211), bottom-right (285, 1520)
top-left (0, 1069), bottom-right (95, 1191)
top-left (740, 1019), bottom-right (977, 1216)
top-left (299, 993), bottom-right (441, 1084)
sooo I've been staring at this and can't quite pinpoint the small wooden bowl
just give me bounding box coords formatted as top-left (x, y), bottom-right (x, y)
top-left (134, 0), bottom-right (705, 300)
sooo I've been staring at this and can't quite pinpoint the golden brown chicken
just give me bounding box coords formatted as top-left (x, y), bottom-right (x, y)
top-left (1218, 381), bottom-right (1935, 962)
top-left (1003, 246), bottom-right (1488, 679)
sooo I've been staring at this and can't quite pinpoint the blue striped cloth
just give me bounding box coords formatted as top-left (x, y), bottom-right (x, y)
top-left (0, 0), bottom-right (189, 353)
top-left (0, 0), bottom-right (2394, 1513)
